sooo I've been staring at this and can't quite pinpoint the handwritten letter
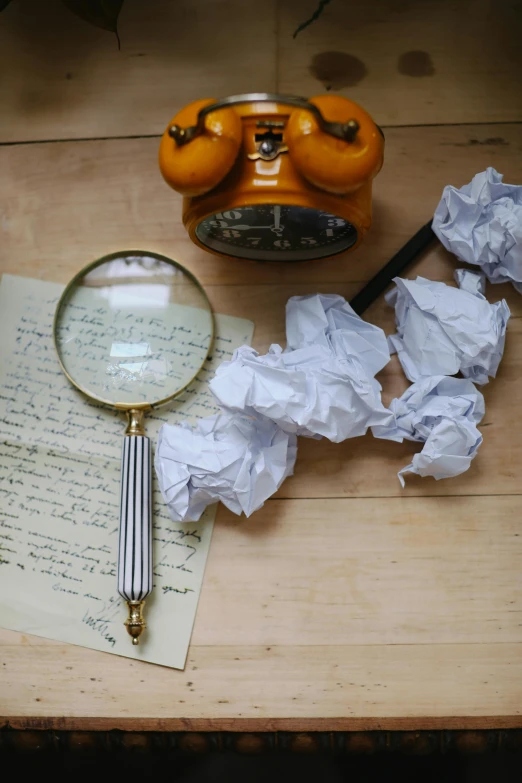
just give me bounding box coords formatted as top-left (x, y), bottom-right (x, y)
top-left (0, 275), bottom-right (253, 669)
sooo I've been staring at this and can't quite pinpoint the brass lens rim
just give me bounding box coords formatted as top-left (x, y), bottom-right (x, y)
top-left (53, 249), bottom-right (215, 411)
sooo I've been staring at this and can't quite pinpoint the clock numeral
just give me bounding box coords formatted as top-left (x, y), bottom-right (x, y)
top-left (221, 229), bottom-right (241, 238)
top-left (300, 237), bottom-right (317, 246)
top-left (327, 218), bottom-right (346, 227)
top-left (209, 219), bottom-right (228, 228)
top-left (247, 237), bottom-right (261, 246)
top-left (325, 229), bottom-right (334, 237)
top-left (221, 210), bottom-right (242, 220)
top-left (273, 239), bottom-right (291, 249)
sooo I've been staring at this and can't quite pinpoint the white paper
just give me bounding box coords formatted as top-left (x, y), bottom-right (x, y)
top-left (454, 268), bottom-right (486, 296)
top-left (387, 276), bottom-right (510, 385)
top-left (285, 293), bottom-right (391, 376)
top-left (156, 411), bottom-right (297, 522)
top-left (210, 294), bottom-right (392, 442)
top-left (432, 167), bottom-right (522, 292)
top-left (0, 275), bottom-right (253, 669)
top-left (373, 376), bottom-right (485, 486)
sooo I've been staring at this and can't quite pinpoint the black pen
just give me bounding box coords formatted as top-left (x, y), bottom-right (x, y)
top-left (349, 221), bottom-right (437, 315)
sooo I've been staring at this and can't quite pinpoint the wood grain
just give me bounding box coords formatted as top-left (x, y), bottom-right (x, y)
top-left (0, 0), bottom-right (277, 143)
top-left (1, 124), bottom-right (521, 287)
top-left (280, 0), bottom-right (522, 126)
top-left (1, 496), bottom-right (522, 727)
top-left (196, 496), bottom-right (522, 648)
top-left (1, 635), bottom-right (522, 727)
top-left (1, 1), bottom-right (521, 142)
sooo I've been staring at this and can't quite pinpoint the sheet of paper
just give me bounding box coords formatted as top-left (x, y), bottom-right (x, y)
top-left (0, 275), bottom-right (253, 669)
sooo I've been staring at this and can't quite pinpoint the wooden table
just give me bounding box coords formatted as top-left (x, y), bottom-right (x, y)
top-left (1, 0), bottom-right (522, 755)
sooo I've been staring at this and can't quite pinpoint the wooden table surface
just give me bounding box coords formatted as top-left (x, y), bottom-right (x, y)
top-left (1, 0), bottom-right (522, 747)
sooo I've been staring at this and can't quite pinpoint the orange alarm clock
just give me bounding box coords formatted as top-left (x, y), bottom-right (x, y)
top-left (159, 93), bottom-right (384, 262)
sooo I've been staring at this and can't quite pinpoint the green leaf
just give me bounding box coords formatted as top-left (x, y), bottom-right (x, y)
top-left (62, 0), bottom-right (124, 46)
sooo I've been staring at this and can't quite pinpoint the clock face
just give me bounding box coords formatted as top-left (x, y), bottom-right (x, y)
top-left (195, 204), bottom-right (358, 261)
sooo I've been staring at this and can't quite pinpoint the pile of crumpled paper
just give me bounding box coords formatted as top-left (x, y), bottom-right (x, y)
top-left (156, 168), bottom-right (517, 522)
top-left (156, 293), bottom-right (393, 521)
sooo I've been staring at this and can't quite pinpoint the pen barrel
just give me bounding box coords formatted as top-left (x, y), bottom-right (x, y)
top-left (117, 434), bottom-right (153, 605)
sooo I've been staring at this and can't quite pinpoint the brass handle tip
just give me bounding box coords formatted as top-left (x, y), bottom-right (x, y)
top-left (124, 600), bottom-right (146, 644)
top-left (168, 124), bottom-right (187, 145)
top-left (343, 119), bottom-right (360, 142)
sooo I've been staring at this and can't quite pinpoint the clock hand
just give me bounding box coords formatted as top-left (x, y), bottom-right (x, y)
top-left (228, 224), bottom-right (275, 230)
top-left (273, 206), bottom-right (281, 231)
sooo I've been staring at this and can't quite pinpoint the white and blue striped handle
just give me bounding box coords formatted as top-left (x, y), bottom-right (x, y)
top-left (118, 434), bottom-right (152, 643)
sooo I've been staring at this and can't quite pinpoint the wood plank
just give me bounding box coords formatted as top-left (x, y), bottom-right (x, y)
top-left (0, 0), bottom-right (277, 143)
top-left (197, 497), bottom-right (522, 648)
top-left (1, 1), bottom-right (521, 141)
top-left (4, 711), bottom-right (522, 733)
top-left (0, 634), bottom-right (522, 731)
top-left (1, 638), bottom-right (521, 726)
top-left (279, 0), bottom-right (522, 126)
top-left (1, 496), bottom-right (521, 725)
top-left (1, 124), bottom-right (521, 287)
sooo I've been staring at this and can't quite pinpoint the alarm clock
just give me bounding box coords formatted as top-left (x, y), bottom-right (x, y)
top-left (159, 93), bottom-right (384, 262)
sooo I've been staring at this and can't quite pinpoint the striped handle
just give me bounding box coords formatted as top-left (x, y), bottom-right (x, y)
top-left (118, 435), bottom-right (153, 608)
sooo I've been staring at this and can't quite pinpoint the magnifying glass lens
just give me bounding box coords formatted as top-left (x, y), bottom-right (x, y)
top-left (55, 253), bottom-right (213, 407)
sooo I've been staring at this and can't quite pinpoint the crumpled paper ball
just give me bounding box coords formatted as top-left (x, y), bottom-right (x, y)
top-left (155, 411), bottom-right (297, 522)
top-left (387, 275), bottom-right (510, 385)
top-left (286, 292), bottom-right (391, 376)
top-left (210, 343), bottom-right (392, 442)
top-left (432, 167), bottom-right (522, 292)
top-left (209, 294), bottom-right (392, 443)
top-left (373, 376), bottom-right (485, 486)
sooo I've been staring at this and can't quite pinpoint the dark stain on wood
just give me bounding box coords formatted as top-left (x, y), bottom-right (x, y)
top-left (398, 50), bottom-right (435, 77)
top-left (309, 51), bottom-right (367, 90)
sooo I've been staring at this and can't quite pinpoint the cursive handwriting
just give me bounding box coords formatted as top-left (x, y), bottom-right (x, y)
top-left (0, 276), bottom-right (253, 666)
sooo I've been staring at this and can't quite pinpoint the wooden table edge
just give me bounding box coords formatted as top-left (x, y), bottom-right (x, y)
top-left (2, 716), bottom-right (522, 755)
top-left (3, 716), bottom-right (522, 732)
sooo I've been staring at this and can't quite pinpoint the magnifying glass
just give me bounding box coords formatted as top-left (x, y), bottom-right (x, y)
top-left (53, 251), bottom-right (214, 644)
